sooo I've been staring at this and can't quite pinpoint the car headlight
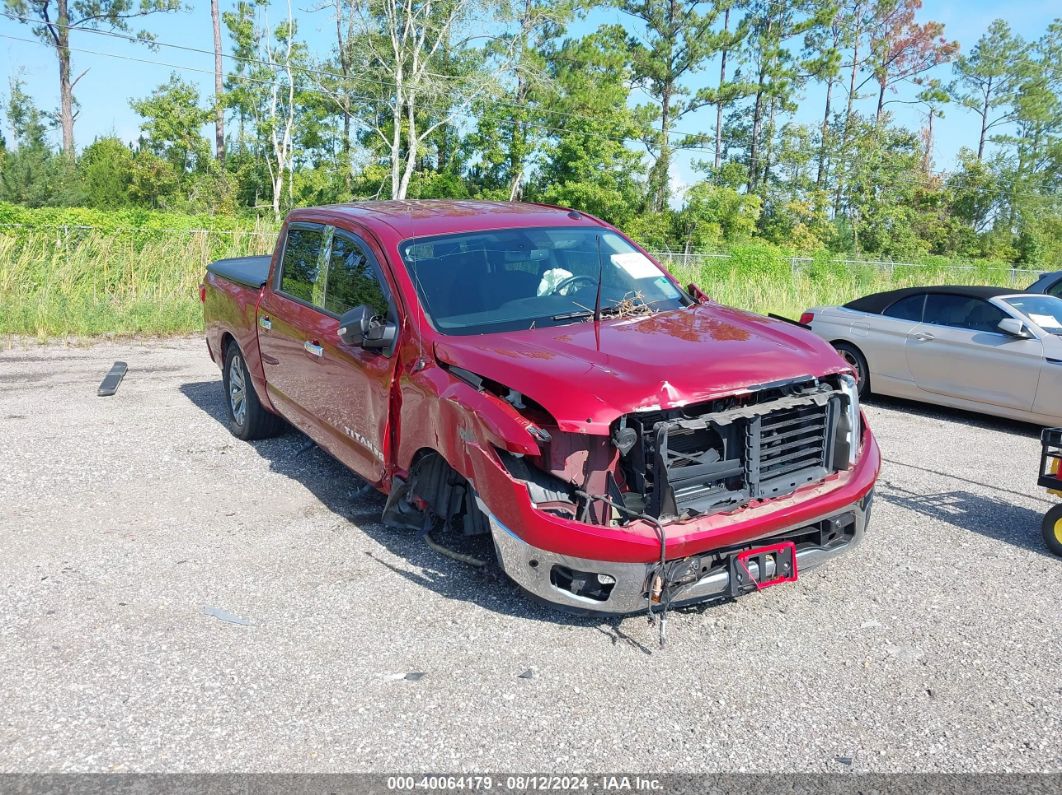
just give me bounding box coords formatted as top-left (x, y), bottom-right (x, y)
top-left (839, 374), bottom-right (861, 468)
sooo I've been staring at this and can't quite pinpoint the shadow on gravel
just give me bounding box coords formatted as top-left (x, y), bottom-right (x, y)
top-left (878, 481), bottom-right (1053, 558)
top-left (178, 378), bottom-right (663, 644)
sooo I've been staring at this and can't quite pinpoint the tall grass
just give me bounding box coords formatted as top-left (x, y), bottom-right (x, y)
top-left (0, 224), bottom-right (1040, 338)
top-left (663, 245), bottom-right (1038, 319)
top-left (0, 226), bottom-right (273, 337)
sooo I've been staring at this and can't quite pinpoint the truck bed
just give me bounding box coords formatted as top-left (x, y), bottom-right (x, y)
top-left (206, 256), bottom-right (271, 289)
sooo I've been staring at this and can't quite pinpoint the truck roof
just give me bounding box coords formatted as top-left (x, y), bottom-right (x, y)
top-left (287, 200), bottom-right (608, 241)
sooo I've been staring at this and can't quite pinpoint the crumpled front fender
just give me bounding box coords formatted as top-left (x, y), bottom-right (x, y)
top-left (394, 364), bottom-right (542, 480)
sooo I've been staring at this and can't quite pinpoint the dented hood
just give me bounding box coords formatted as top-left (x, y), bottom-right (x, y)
top-left (433, 304), bottom-right (848, 433)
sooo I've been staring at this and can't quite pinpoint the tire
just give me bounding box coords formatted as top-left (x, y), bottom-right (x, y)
top-left (833, 341), bottom-right (870, 398)
top-left (1041, 504), bottom-right (1062, 557)
top-left (223, 341), bottom-right (285, 441)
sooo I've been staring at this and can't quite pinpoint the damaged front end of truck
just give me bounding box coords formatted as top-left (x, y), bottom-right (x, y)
top-left (393, 348), bottom-right (879, 644)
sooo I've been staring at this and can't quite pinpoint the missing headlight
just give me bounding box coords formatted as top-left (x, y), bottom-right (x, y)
top-left (838, 374), bottom-right (861, 469)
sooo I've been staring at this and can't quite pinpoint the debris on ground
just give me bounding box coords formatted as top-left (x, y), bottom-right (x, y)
top-left (97, 361), bottom-right (128, 397)
top-left (201, 606), bottom-right (250, 626)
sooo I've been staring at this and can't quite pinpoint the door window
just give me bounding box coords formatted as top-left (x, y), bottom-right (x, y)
top-left (324, 232), bottom-right (392, 318)
top-left (1002, 295), bottom-right (1062, 335)
top-left (278, 226), bottom-right (326, 305)
top-left (923, 294), bottom-right (1006, 333)
top-left (883, 294), bottom-right (925, 321)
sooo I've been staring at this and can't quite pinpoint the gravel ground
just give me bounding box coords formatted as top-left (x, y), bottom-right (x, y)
top-left (0, 337), bottom-right (1059, 774)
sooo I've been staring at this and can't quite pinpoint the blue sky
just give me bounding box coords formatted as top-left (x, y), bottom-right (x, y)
top-left (1, 0), bottom-right (1057, 199)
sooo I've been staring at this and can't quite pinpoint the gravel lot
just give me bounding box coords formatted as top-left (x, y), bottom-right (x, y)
top-left (0, 337), bottom-right (1059, 773)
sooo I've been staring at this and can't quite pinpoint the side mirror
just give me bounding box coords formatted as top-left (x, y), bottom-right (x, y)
top-left (997, 317), bottom-right (1032, 339)
top-left (687, 283), bottom-right (711, 303)
top-left (338, 305), bottom-right (371, 346)
top-left (338, 305), bottom-right (396, 350)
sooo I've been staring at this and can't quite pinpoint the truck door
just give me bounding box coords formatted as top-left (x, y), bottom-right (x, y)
top-left (258, 223), bottom-right (400, 483)
top-left (257, 223), bottom-right (329, 428)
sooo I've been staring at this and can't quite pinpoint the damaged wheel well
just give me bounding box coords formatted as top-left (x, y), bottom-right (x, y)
top-left (404, 448), bottom-right (491, 538)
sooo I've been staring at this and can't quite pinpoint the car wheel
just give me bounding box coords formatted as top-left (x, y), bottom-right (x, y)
top-left (1041, 504), bottom-right (1062, 557)
top-left (833, 342), bottom-right (870, 398)
top-left (223, 341), bottom-right (285, 441)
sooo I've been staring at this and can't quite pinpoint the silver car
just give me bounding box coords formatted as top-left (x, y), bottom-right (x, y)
top-left (802, 285), bottom-right (1062, 426)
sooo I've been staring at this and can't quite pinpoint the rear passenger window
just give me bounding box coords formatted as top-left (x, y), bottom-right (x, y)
top-left (325, 233), bottom-right (391, 318)
top-left (279, 227), bottom-right (325, 304)
top-left (883, 294), bottom-right (924, 321)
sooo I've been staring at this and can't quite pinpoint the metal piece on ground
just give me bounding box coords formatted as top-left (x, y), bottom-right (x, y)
top-left (97, 361), bottom-right (128, 397)
top-left (202, 606), bottom-right (250, 626)
top-left (293, 439), bottom-right (317, 456)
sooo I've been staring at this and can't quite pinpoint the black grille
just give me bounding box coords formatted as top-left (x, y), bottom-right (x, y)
top-left (751, 402), bottom-right (831, 499)
top-left (618, 383), bottom-right (841, 520)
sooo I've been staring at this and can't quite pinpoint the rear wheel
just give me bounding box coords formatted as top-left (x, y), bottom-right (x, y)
top-left (223, 341), bottom-right (285, 441)
top-left (833, 341), bottom-right (870, 398)
top-left (1041, 504), bottom-right (1062, 557)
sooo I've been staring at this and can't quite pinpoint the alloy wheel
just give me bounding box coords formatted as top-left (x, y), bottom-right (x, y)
top-left (229, 353), bottom-right (247, 427)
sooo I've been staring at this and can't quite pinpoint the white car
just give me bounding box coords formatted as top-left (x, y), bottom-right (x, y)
top-left (802, 285), bottom-right (1062, 426)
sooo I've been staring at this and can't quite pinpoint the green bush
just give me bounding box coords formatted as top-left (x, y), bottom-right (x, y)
top-left (725, 241), bottom-right (791, 278)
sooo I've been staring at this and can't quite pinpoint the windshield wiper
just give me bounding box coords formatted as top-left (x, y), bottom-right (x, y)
top-left (550, 305), bottom-right (625, 322)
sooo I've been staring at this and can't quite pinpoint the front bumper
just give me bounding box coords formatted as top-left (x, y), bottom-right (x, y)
top-left (486, 492), bottom-right (873, 614)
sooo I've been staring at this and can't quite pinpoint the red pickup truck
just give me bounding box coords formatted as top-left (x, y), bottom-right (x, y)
top-left (202, 200), bottom-right (879, 620)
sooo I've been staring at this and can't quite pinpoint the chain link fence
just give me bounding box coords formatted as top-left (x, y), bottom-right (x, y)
top-left (648, 250), bottom-right (1042, 287)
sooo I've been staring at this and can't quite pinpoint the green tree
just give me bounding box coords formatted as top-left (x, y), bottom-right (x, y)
top-left (676, 181), bottom-right (761, 250)
top-left (758, 123), bottom-right (832, 248)
top-left (805, 0), bottom-right (843, 188)
top-left (342, 0), bottom-right (500, 200)
top-left (706, 0), bottom-right (752, 172)
top-left (741, 0), bottom-right (831, 195)
top-left (221, 0), bottom-right (263, 155)
top-left (948, 19), bottom-right (1025, 160)
top-left (4, 0), bottom-right (182, 158)
top-left (5, 76), bottom-right (49, 149)
top-left (130, 74), bottom-right (212, 176)
top-left (1001, 22), bottom-right (1062, 264)
top-left (913, 78), bottom-right (949, 172)
top-left (127, 148), bottom-right (180, 208)
top-left (836, 115), bottom-right (925, 255)
top-left (530, 30), bottom-right (646, 226)
top-left (612, 0), bottom-right (726, 213)
top-left (78, 136), bottom-right (134, 208)
top-left (0, 77), bottom-right (61, 206)
top-left (946, 149), bottom-right (1002, 236)
top-left (490, 0), bottom-right (575, 200)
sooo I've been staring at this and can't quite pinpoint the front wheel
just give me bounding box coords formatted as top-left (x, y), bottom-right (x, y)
top-left (1041, 504), bottom-right (1062, 557)
top-left (223, 341), bottom-right (285, 441)
top-left (833, 341), bottom-right (870, 398)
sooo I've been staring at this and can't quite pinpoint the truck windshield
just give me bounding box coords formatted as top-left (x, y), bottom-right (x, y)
top-left (398, 227), bottom-right (689, 335)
